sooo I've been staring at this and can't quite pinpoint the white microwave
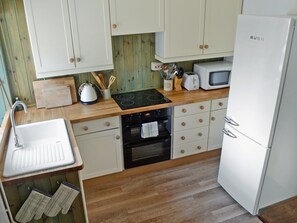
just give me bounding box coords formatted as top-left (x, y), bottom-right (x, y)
top-left (194, 61), bottom-right (232, 90)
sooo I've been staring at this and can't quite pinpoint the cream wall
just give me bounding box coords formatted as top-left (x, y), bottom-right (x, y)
top-left (243, 0), bottom-right (297, 15)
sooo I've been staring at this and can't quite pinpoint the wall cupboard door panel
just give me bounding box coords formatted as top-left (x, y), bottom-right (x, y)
top-left (24, 0), bottom-right (75, 74)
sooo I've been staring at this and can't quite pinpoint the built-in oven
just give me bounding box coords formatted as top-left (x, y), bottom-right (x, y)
top-left (122, 107), bottom-right (172, 169)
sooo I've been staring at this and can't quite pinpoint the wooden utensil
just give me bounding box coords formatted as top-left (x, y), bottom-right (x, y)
top-left (91, 72), bottom-right (106, 90)
top-left (98, 73), bottom-right (106, 88)
top-left (108, 75), bottom-right (116, 89)
top-left (33, 76), bottom-right (77, 108)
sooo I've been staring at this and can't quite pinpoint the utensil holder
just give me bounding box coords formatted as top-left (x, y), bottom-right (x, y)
top-left (100, 89), bottom-right (111, 100)
top-left (174, 76), bottom-right (183, 91)
top-left (163, 79), bottom-right (173, 91)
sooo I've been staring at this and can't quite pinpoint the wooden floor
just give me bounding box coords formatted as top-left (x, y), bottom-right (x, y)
top-left (83, 151), bottom-right (262, 223)
top-left (258, 196), bottom-right (297, 223)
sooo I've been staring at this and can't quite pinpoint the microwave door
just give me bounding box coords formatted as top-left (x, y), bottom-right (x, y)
top-left (209, 71), bottom-right (230, 86)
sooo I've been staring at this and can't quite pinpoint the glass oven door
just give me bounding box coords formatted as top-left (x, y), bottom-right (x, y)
top-left (123, 136), bottom-right (171, 169)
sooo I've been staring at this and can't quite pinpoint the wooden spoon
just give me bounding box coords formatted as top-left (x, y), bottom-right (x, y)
top-left (91, 72), bottom-right (106, 89)
top-left (108, 75), bottom-right (116, 89)
top-left (98, 73), bottom-right (106, 88)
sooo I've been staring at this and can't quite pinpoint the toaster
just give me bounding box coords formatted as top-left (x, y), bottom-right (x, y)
top-left (182, 72), bottom-right (200, 91)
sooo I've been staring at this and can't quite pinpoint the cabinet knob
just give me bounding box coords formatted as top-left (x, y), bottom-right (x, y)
top-left (182, 108), bottom-right (187, 113)
top-left (199, 119), bottom-right (203, 123)
top-left (112, 24), bottom-right (117, 29)
top-left (198, 132), bottom-right (202, 137)
top-left (197, 146), bottom-right (202, 150)
top-left (181, 136), bottom-right (186, 140)
top-left (116, 135), bottom-right (120, 140)
top-left (82, 126), bottom-right (88, 131)
top-left (181, 122), bottom-right (186, 126)
top-left (211, 117), bottom-right (216, 121)
top-left (180, 149), bottom-right (185, 154)
top-left (219, 102), bottom-right (223, 106)
top-left (105, 122), bottom-right (111, 127)
top-left (76, 57), bottom-right (81, 63)
top-left (199, 45), bottom-right (204, 49)
top-left (200, 105), bottom-right (204, 110)
top-left (69, 58), bottom-right (75, 63)
top-left (204, 44), bottom-right (209, 49)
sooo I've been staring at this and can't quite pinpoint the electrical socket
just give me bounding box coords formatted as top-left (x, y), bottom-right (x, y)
top-left (151, 62), bottom-right (163, 71)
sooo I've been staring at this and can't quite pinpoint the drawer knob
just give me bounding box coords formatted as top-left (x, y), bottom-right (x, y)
top-left (199, 119), bottom-right (203, 123)
top-left (219, 102), bottom-right (223, 106)
top-left (69, 58), bottom-right (75, 63)
top-left (180, 149), bottom-right (185, 154)
top-left (181, 122), bottom-right (186, 126)
top-left (199, 45), bottom-right (204, 49)
top-left (181, 136), bottom-right (186, 140)
top-left (182, 108), bottom-right (187, 113)
top-left (76, 57), bottom-right (81, 63)
top-left (116, 135), bottom-right (120, 140)
top-left (200, 105), bottom-right (204, 110)
top-left (211, 117), bottom-right (216, 121)
top-left (197, 146), bottom-right (202, 150)
top-left (82, 126), bottom-right (88, 131)
top-left (105, 122), bottom-right (111, 127)
top-left (198, 132), bottom-right (202, 137)
top-left (204, 44), bottom-right (209, 49)
top-left (112, 24), bottom-right (117, 29)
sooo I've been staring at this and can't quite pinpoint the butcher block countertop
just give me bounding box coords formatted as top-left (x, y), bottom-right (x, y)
top-left (0, 88), bottom-right (228, 182)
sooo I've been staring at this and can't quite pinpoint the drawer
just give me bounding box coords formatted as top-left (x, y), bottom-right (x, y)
top-left (174, 112), bottom-right (210, 131)
top-left (73, 116), bottom-right (120, 136)
top-left (174, 101), bottom-right (211, 117)
top-left (172, 139), bottom-right (207, 159)
top-left (211, 97), bottom-right (228, 110)
top-left (173, 126), bottom-right (208, 145)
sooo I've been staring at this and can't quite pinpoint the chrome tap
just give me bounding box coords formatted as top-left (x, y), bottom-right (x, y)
top-left (10, 100), bottom-right (28, 147)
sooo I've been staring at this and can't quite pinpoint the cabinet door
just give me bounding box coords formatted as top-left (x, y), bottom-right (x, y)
top-left (208, 108), bottom-right (227, 150)
top-left (69, 0), bottom-right (113, 70)
top-left (76, 129), bottom-right (123, 180)
top-left (110, 0), bottom-right (164, 36)
top-left (155, 0), bottom-right (205, 58)
top-left (203, 0), bottom-right (242, 54)
top-left (24, 0), bottom-right (75, 75)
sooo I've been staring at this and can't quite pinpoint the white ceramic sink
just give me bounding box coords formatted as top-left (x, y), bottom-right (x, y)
top-left (3, 118), bottom-right (75, 177)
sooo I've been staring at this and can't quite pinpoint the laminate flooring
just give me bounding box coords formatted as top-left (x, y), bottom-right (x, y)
top-left (83, 151), bottom-right (262, 223)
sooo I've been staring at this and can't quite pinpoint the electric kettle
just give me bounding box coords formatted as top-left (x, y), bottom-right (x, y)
top-left (78, 82), bottom-right (98, 104)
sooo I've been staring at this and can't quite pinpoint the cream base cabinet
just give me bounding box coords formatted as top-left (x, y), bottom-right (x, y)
top-left (208, 97), bottom-right (228, 150)
top-left (155, 0), bottom-right (242, 63)
top-left (109, 0), bottom-right (164, 36)
top-left (73, 117), bottom-right (123, 180)
top-left (24, 0), bottom-right (113, 78)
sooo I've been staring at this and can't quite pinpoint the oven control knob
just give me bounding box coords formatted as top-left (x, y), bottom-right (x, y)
top-left (116, 135), bottom-right (120, 140)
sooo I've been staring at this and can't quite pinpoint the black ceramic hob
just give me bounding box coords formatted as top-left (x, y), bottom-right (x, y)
top-left (112, 89), bottom-right (171, 110)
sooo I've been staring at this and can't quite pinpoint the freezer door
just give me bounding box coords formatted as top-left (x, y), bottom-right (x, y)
top-left (218, 126), bottom-right (270, 215)
top-left (226, 15), bottom-right (294, 147)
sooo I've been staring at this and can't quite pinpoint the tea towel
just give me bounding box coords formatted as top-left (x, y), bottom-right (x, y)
top-left (141, 121), bottom-right (159, 138)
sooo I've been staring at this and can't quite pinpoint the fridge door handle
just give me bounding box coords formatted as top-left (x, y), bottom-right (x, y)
top-left (223, 128), bottom-right (237, 138)
top-left (224, 116), bottom-right (239, 126)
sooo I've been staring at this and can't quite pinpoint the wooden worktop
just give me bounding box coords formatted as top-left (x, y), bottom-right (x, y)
top-left (0, 88), bottom-right (228, 183)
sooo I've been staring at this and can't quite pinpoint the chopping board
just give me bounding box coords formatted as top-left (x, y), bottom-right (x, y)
top-left (33, 76), bottom-right (77, 108)
top-left (43, 85), bottom-right (72, 108)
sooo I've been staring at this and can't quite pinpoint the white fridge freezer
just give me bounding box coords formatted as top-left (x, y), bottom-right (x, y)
top-left (218, 14), bottom-right (297, 215)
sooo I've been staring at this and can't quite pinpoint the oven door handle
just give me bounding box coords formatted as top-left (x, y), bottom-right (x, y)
top-left (124, 136), bottom-right (170, 148)
top-left (124, 118), bottom-right (169, 128)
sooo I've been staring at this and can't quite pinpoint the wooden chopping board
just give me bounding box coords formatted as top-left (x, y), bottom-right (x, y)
top-left (33, 76), bottom-right (77, 108)
top-left (43, 85), bottom-right (72, 108)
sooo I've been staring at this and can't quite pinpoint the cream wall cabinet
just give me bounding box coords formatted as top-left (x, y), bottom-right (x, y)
top-left (73, 116), bottom-right (123, 180)
top-left (24, 0), bottom-right (113, 78)
top-left (155, 0), bottom-right (242, 63)
top-left (109, 0), bottom-right (165, 36)
top-left (208, 97), bottom-right (228, 150)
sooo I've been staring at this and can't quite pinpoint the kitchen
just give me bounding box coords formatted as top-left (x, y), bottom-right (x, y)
top-left (0, 0), bottom-right (297, 223)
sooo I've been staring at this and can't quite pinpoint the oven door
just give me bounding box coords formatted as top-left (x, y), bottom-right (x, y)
top-left (123, 136), bottom-right (171, 169)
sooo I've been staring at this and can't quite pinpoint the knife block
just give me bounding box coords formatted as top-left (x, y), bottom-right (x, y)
top-left (174, 76), bottom-right (183, 91)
